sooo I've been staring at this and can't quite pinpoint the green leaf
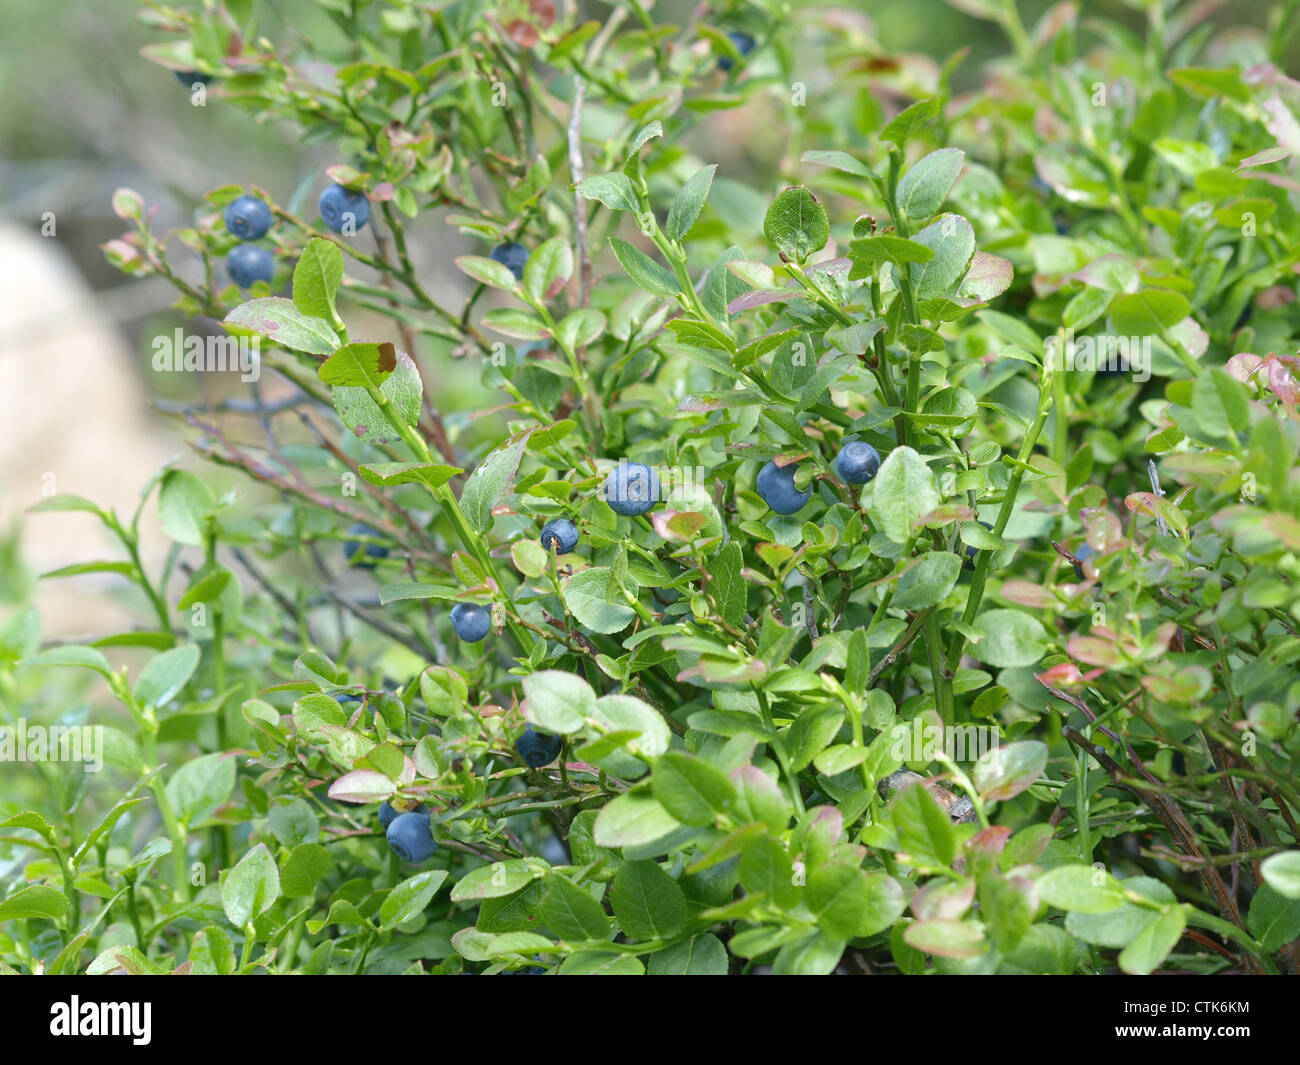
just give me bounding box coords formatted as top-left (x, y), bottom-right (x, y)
top-left (870, 446), bottom-right (940, 544)
top-left (133, 644), bottom-right (200, 708)
top-left (1261, 851), bottom-right (1300, 899)
top-left (1118, 906), bottom-right (1185, 975)
top-left (807, 865), bottom-right (906, 938)
top-left (891, 552), bottom-right (961, 611)
top-left (455, 254), bottom-right (518, 290)
top-left (166, 753), bottom-right (236, 824)
top-left (609, 236), bottom-right (679, 298)
top-left (709, 541), bottom-right (746, 626)
top-left (847, 235), bottom-right (934, 278)
top-left (539, 876), bottom-right (613, 940)
top-left (280, 843), bottom-right (330, 898)
top-left (221, 843), bottom-right (281, 928)
top-left (610, 860), bottom-right (687, 940)
top-left (1037, 864), bottom-right (1126, 914)
top-left (523, 236), bottom-right (573, 303)
top-left (881, 98), bottom-right (941, 145)
top-left (896, 147), bottom-right (965, 221)
top-left (20, 645), bottom-right (112, 678)
top-left (224, 297), bottom-right (340, 354)
top-left (1246, 883), bottom-right (1300, 951)
top-left (292, 238), bottom-right (344, 323)
top-left (451, 859), bottom-right (549, 902)
top-left (0, 885), bottom-right (69, 922)
top-left (575, 172), bottom-right (639, 212)
top-left (903, 918), bottom-right (987, 958)
top-left (460, 433), bottom-right (528, 533)
top-left (593, 791), bottom-right (682, 849)
top-left (561, 567), bottom-right (636, 634)
top-left (763, 186), bottom-right (830, 263)
top-left (773, 930), bottom-right (846, 974)
top-left (158, 470), bottom-right (214, 546)
top-left (666, 164), bottom-right (717, 240)
top-left (783, 707), bottom-right (845, 772)
top-left (1191, 367), bottom-right (1250, 442)
top-left (177, 569), bottom-right (231, 609)
top-left (331, 350), bottom-right (423, 445)
top-left (556, 951), bottom-right (644, 975)
top-left (892, 782), bottom-right (957, 869)
top-left (801, 149), bottom-right (875, 178)
top-left (318, 341), bottom-right (397, 388)
top-left (969, 610), bottom-right (1048, 668)
top-left (651, 751), bottom-right (737, 827)
top-left (380, 870), bottom-right (450, 928)
top-left (646, 933), bottom-right (728, 975)
top-left (591, 694), bottom-right (671, 759)
top-left (521, 670), bottom-right (596, 734)
top-left (972, 741), bottom-right (1048, 802)
top-left (357, 462), bottom-right (461, 489)
top-left (555, 308), bottom-right (606, 350)
top-left (909, 213), bottom-right (975, 298)
top-left (1109, 289), bottom-right (1191, 335)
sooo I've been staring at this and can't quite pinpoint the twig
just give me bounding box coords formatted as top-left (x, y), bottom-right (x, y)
top-left (568, 74), bottom-right (591, 306)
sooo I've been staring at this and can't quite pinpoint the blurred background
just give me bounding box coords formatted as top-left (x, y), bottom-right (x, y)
top-left (0, 0), bottom-right (1267, 639)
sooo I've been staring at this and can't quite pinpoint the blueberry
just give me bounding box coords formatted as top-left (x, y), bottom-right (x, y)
top-left (539, 518), bottom-right (579, 555)
top-left (318, 184), bottom-right (370, 233)
top-left (502, 966), bottom-right (546, 975)
top-left (386, 811), bottom-right (437, 862)
top-left (603, 461), bottom-right (660, 517)
top-left (450, 602), bottom-right (491, 642)
top-left (226, 244), bottom-right (275, 289)
top-left (756, 460), bottom-right (811, 515)
top-left (515, 726), bottom-right (563, 768)
top-left (718, 31), bottom-right (756, 70)
top-left (834, 441), bottom-right (881, 484)
top-left (1072, 543), bottom-right (1094, 580)
top-left (489, 242), bottom-right (530, 281)
top-left (224, 195), bottom-right (273, 240)
top-left (174, 70), bottom-right (212, 87)
top-left (342, 522), bottom-right (389, 568)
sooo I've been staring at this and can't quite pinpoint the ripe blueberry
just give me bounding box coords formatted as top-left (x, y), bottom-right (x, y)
top-left (450, 602), bottom-right (491, 642)
top-left (718, 31), bottom-right (756, 70)
top-left (342, 522), bottom-right (389, 568)
top-left (539, 518), bottom-right (579, 555)
top-left (603, 461), bottom-right (660, 516)
top-left (515, 726), bottom-right (563, 768)
top-left (834, 441), bottom-right (881, 484)
top-left (226, 244), bottom-right (274, 289)
top-left (489, 242), bottom-right (530, 281)
top-left (386, 811), bottom-right (437, 862)
top-left (319, 184), bottom-right (370, 233)
top-left (224, 195), bottom-right (272, 240)
top-left (756, 460), bottom-right (811, 515)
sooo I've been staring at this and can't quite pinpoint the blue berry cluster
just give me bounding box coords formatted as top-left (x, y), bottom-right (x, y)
top-left (223, 195), bottom-right (276, 290)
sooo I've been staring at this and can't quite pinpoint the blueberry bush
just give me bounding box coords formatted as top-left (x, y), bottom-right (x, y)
top-left (3, 0), bottom-right (1300, 976)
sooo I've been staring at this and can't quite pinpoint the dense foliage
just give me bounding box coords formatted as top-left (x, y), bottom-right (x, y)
top-left (3, 0), bottom-right (1300, 975)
